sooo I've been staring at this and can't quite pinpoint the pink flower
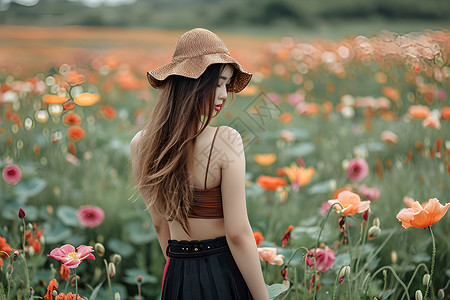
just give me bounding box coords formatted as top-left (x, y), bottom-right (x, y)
top-left (76, 205), bottom-right (105, 228)
top-left (306, 246), bottom-right (335, 272)
top-left (358, 184), bottom-right (380, 202)
top-left (287, 93), bottom-right (304, 106)
top-left (2, 164), bottom-right (22, 185)
top-left (381, 130), bottom-right (398, 145)
top-left (346, 158), bottom-right (369, 182)
top-left (258, 247), bottom-right (284, 266)
top-left (422, 114), bottom-right (441, 130)
top-left (267, 93), bottom-right (282, 105)
top-left (47, 244), bottom-right (95, 268)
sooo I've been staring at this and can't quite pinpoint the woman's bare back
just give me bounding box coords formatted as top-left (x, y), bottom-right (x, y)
top-left (168, 125), bottom-right (226, 241)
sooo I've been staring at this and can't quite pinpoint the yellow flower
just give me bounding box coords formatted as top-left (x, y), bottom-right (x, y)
top-left (253, 154), bottom-right (277, 166)
top-left (278, 163), bottom-right (314, 192)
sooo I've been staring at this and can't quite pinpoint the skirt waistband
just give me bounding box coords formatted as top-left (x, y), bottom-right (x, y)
top-left (166, 236), bottom-right (229, 258)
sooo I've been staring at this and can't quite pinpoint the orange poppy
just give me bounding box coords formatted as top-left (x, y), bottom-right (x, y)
top-left (253, 154), bottom-right (277, 166)
top-left (254, 232), bottom-right (264, 246)
top-left (382, 87), bottom-right (400, 102)
top-left (67, 126), bottom-right (85, 141)
top-left (408, 105), bottom-right (429, 120)
top-left (99, 105), bottom-right (117, 120)
top-left (58, 264), bottom-right (71, 281)
top-left (279, 112), bottom-right (292, 124)
top-left (328, 190), bottom-right (370, 216)
top-left (44, 279), bottom-right (59, 300)
top-left (0, 236), bottom-right (12, 267)
top-left (43, 94), bottom-right (66, 104)
top-left (67, 71), bottom-right (86, 86)
top-left (396, 198), bottom-right (450, 229)
top-left (62, 113), bottom-right (82, 126)
top-left (277, 163), bottom-right (314, 191)
top-left (441, 107), bottom-right (450, 120)
top-left (256, 176), bottom-right (287, 191)
top-left (74, 93), bottom-right (100, 106)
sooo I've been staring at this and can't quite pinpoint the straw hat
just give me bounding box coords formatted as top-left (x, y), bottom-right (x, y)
top-left (147, 28), bottom-right (252, 93)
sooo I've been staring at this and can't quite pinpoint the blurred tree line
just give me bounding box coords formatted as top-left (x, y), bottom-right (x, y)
top-left (0, 0), bottom-right (449, 29)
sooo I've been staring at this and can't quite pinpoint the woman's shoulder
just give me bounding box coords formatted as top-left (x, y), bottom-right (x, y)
top-left (130, 130), bottom-right (143, 156)
top-left (213, 126), bottom-right (245, 157)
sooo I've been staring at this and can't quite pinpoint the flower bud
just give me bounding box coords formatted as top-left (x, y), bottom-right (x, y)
top-left (18, 208), bottom-right (26, 219)
top-left (111, 254), bottom-right (122, 264)
top-left (27, 246), bottom-right (35, 256)
top-left (136, 275), bottom-right (143, 284)
top-left (12, 250), bottom-right (20, 261)
top-left (71, 275), bottom-right (80, 286)
top-left (372, 217), bottom-right (380, 227)
top-left (52, 290), bottom-right (58, 297)
top-left (108, 262), bottom-right (116, 278)
top-left (368, 226), bottom-right (381, 240)
top-left (94, 243), bottom-right (105, 257)
top-left (27, 223), bottom-right (33, 230)
top-left (114, 292), bottom-right (121, 300)
top-left (391, 251), bottom-right (398, 264)
top-left (422, 274), bottom-right (430, 286)
top-left (437, 289), bottom-right (445, 299)
top-left (415, 290), bottom-right (423, 300)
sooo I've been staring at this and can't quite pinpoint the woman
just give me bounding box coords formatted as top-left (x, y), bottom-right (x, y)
top-left (130, 28), bottom-right (268, 300)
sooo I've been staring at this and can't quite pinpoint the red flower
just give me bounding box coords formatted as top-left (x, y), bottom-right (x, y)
top-left (253, 232), bottom-right (264, 247)
top-left (62, 113), bottom-right (82, 126)
top-left (256, 176), bottom-right (287, 191)
top-left (0, 236), bottom-right (12, 267)
top-left (67, 126), bottom-right (85, 141)
top-left (281, 225), bottom-right (294, 247)
top-left (99, 105), bottom-right (117, 120)
top-left (281, 266), bottom-right (288, 280)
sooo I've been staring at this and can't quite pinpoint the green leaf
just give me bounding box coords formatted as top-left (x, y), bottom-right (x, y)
top-left (307, 180), bottom-right (334, 195)
top-left (43, 221), bottom-right (72, 244)
top-left (266, 280), bottom-right (290, 300)
top-left (57, 205), bottom-right (80, 227)
top-left (127, 221), bottom-right (156, 245)
top-left (89, 280), bottom-right (105, 300)
top-left (14, 178), bottom-right (47, 199)
top-left (108, 239), bottom-right (134, 257)
top-left (284, 142), bottom-right (315, 157)
top-left (124, 268), bottom-right (158, 285)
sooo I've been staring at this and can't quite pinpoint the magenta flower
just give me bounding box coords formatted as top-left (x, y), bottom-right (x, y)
top-left (47, 244), bottom-right (95, 268)
top-left (346, 158), bottom-right (369, 182)
top-left (2, 164), bottom-right (22, 185)
top-left (358, 184), bottom-right (380, 202)
top-left (76, 205), bottom-right (105, 228)
top-left (306, 246), bottom-right (335, 272)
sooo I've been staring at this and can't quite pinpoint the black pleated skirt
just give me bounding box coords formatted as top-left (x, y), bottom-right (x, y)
top-left (161, 236), bottom-right (253, 300)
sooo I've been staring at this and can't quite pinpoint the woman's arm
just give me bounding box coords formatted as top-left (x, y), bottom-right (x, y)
top-left (219, 126), bottom-right (269, 300)
top-left (130, 131), bottom-right (170, 261)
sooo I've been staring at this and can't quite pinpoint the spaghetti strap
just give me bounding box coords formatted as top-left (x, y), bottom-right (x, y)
top-left (204, 126), bottom-right (220, 189)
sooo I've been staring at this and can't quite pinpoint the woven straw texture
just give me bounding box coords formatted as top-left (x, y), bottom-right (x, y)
top-left (147, 28), bottom-right (252, 93)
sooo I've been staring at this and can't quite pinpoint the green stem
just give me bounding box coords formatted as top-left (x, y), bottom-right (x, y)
top-left (424, 226), bottom-right (436, 299)
top-left (104, 259), bottom-right (113, 300)
top-left (21, 219), bottom-right (30, 292)
top-left (400, 263), bottom-right (428, 300)
top-left (75, 268), bottom-right (78, 300)
top-left (355, 228), bottom-right (396, 278)
top-left (354, 216), bottom-right (370, 288)
top-left (368, 266), bottom-right (410, 300)
top-left (332, 265), bottom-right (345, 300)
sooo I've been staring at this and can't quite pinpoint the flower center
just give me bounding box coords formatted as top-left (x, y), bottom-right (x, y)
top-left (68, 252), bottom-right (79, 260)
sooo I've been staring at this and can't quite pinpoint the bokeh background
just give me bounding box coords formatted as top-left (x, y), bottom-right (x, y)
top-left (0, 1), bottom-right (449, 299)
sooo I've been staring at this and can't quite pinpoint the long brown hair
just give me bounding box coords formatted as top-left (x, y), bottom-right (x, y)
top-left (134, 63), bottom-right (232, 234)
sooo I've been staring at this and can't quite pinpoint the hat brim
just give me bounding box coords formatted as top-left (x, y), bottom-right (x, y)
top-left (147, 53), bottom-right (252, 93)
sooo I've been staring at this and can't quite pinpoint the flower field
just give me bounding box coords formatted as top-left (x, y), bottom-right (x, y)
top-left (0, 26), bottom-right (449, 299)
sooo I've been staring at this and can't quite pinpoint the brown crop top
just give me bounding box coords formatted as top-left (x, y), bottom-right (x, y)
top-left (189, 126), bottom-right (224, 219)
